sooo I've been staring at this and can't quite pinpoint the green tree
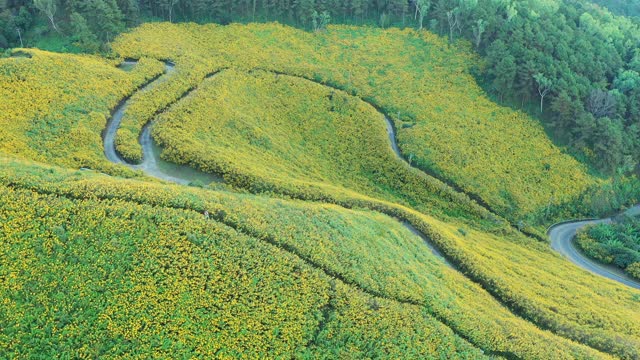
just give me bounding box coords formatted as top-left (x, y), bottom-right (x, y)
top-left (70, 12), bottom-right (99, 52)
top-left (593, 117), bottom-right (625, 173)
top-left (471, 18), bottom-right (485, 48)
top-left (549, 91), bottom-right (582, 138)
top-left (312, 10), bottom-right (330, 32)
top-left (160, 0), bottom-right (180, 22)
top-left (493, 55), bottom-right (516, 100)
top-left (73, 0), bottom-right (125, 41)
top-left (446, 7), bottom-right (459, 41)
top-left (414, 0), bottom-right (430, 31)
top-left (614, 70), bottom-right (640, 93)
top-left (115, 0), bottom-right (140, 26)
top-left (533, 73), bottom-right (552, 113)
top-left (33, 0), bottom-right (59, 32)
top-left (295, 0), bottom-right (315, 26)
top-left (630, 50), bottom-right (640, 72)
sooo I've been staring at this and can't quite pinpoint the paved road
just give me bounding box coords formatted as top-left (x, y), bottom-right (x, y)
top-left (103, 62), bottom-right (220, 186)
top-left (549, 206), bottom-right (640, 290)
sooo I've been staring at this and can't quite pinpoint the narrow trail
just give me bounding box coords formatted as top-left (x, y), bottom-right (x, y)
top-left (548, 206), bottom-right (640, 290)
top-left (268, 70), bottom-right (640, 291)
top-left (263, 69), bottom-right (513, 229)
top-left (403, 221), bottom-right (453, 267)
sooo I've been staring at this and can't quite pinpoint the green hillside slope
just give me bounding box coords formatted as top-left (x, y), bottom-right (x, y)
top-left (0, 157), bottom-right (616, 359)
top-left (0, 49), bottom-right (163, 173)
top-left (0, 22), bottom-right (639, 359)
top-left (112, 22), bottom-right (596, 221)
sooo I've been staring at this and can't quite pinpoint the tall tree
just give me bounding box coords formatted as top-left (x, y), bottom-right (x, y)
top-left (593, 117), bottom-right (625, 173)
top-left (534, 73), bottom-right (553, 113)
top-left (70, 12), bottom-right (99, 51)
top-left (587, 89), bottom-right (616, 119)
top-left (414, 0), bottom-right (429, 30)
top-left (446, 7), bottom-right (459, 41)
top-left (471, 18), bottom-right (485, 48)
top-left (311, 10), bottom-right (329, 31)
top-left (160, 0), bottom-right (179, 22)
top-left (73, 0), bottom-right (125, 41)
top-left (115, 0), bottom-right (140, 26)
top-left (33, 0), bottom-right (59, 32)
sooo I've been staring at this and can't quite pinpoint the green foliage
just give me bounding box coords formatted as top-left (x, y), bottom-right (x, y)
top-left (629, 262), bottom-right (640, 280)
top-left (531, 174), bottom-right (640, 224)
top-left (591, 0), bottom-right (640, 17)
top-left (311, 10), bottom-right (330, 32)
top-left (69, 12), bottom-right (99, 52)
top-left (33, 0), bottom-right (58, 32)
top-left (576, 217), bottom-right (640, 279)
top-left (474, 0), bottom-right (640, 173)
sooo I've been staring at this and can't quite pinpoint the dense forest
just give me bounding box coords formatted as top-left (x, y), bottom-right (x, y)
top-left (591, 0), bottom-right (640, 17)
top-left (1, 0), bottom-right (639, 175)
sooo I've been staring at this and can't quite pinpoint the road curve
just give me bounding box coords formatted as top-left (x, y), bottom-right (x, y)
top-left (100, 63), bottom-right (544, 359)
top-left (104, 62), bottom-right (221, 186)
top-left (100, 61), bottom-right (640, 360)
top-left (548, 206), bottom-right (640, 290)
top-left (104, 61), bottom-right (455, 268)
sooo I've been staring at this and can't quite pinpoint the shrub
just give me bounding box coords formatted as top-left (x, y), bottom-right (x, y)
top-left (628, 262), bottom-right (640, 280)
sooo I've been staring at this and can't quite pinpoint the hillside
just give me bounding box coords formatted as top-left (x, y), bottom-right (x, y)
top-left (3, 0), bottom-right (639, 178)
top-left (0, 156), bottom-right (621, 359)
top-left (1, 22), bottom-right (639, 359)
top-left (112, 23), bottom-right (595, 221)
top-left (0, 50), bottom-right (163, 169)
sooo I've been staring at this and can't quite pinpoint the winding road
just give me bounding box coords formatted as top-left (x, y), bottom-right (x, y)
top-left (548, 206), bottom-right (640, 290)
top-left (105, 61), bottom-right (640, 289)
top-left (104, 61), bottom-right (454, 268)
top-left (103, 62), bottom-right (221, 186)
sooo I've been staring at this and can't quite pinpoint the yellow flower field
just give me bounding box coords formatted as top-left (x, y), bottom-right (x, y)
top-left (0, 22), bottom-right (637, 359)
top-left (0, 156), bottom-right (618, 359)
top-left (0, 49), bottom-right (164, 174)
top-left (112, 22), bottom-right (595, 220)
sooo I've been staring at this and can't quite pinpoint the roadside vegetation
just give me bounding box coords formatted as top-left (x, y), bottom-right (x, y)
top-left (577, 216), bottom-right (640, 280)
top-left (590, 0), bottom-right (640, 17)
top-left (532, 175), bottom-right (640, 224)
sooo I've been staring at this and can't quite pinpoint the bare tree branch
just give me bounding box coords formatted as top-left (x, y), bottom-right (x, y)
top-left (587, 89), bottom-right (616, 118)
